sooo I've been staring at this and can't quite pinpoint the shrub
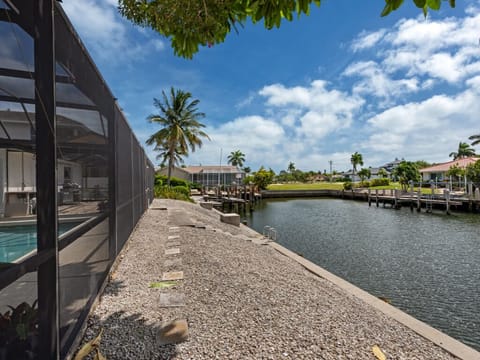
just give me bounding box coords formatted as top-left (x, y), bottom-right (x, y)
top-left (243, 175), bottom-right (254, 185)
top-left (154, 175), bottom-right (163, 187)
top-left (154, 186), bottom-right (193, 202)
top-left (190, 182), bottom-right (202, 190)
top-left (172, 185), bottom-right (190, 197)
top-left (253, 167), bottom-right (275, 189)
top-left (155, 174), bottom-right (189, 188)
top-left (343, 181), bottom-right (353, 190)
top-left (370, 178), bottom-right (390, 187)
top-left (359, 181), bottom-right (370, 188)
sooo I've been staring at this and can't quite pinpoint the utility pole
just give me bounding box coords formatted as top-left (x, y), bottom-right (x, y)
top-left (329, 160), bottom-right (333, 182)
top-left (218, 148), bottom-right (222, 187)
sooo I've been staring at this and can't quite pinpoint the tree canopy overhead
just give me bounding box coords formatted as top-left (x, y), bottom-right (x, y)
top-left (119, 0), bottom-right (455, 59)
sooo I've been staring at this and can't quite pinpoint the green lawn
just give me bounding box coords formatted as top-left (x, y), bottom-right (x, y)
top-left (267, 183), bottom-right (344, 190)
top-left (267, 182), bottom-right (438, 194)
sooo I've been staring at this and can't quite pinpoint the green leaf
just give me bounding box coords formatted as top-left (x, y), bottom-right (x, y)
top-left (427, 0), bottom-right (441, 10)
top-left (16, 323), bottom-right (27, 340)
top-left (413, 0), bottom-right (426, 8)
top-left (391, 0), bottom-right (404, 10)
top-left (381, 3), bottom-right (393, 17)
top-left (149, 281), bottom-right (177, 289)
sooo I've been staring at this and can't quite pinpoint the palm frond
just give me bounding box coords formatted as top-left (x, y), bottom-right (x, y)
top-left (146, 88), bottom-right (210, 182)
top-left (469, 134), bottom-right (480, 146)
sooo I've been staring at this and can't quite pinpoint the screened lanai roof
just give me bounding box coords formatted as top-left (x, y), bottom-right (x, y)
top-left (0, 0), bottom-right (113, 156)
top-left (183, 165), bottom-right (243, 174)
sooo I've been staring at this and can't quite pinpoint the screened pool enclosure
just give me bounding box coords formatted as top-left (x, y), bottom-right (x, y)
top-left (0, 1), bottom-right (154, 358)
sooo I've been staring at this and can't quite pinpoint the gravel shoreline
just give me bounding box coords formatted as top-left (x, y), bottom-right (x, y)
top-left (81, 199), bottom-right (460, 359)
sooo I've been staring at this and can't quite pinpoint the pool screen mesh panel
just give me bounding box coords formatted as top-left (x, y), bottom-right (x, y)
top-left (0, 1), bottom-right (154, 358)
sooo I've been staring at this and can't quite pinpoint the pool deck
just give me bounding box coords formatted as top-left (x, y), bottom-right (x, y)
top-left (79, 199), bottom-right (480, 359)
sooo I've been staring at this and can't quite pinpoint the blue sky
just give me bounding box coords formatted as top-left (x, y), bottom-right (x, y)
top-left (62, 0), bottom-right (480, 173)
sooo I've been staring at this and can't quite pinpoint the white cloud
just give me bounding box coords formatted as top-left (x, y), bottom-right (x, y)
top-left (297, 111), bottom-right (346, 139)
top-left (389, 18), bottom-right (457, 51)
top-left (179, 79), bottom-right (366, 172)
top-left (365, 12), bottom-right (480, 84)
top-left (351, 29), bottom-right (387, 52)
top-left (61, 0), bottom-right (164, 63)
top-left (279, 109), bottom-right (302, 127)
top-left (185, 116), bottom-right (287, 169)
top-left (343, 61), bottom-right (419, 104)
top-left (363, 88), bottom-right (480, 162)
top-left (259, 80), bottom-right (363, 142)
top-left (235, 93), bottom-right (256, 109)
top-left (260, 80), bottom-right (362, 112)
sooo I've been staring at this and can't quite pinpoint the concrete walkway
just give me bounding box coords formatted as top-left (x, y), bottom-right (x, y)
top-left (80, 199), bottom-right (480, 359)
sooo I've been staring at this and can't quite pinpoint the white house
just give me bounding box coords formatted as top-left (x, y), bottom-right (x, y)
top-left (419, 157), bottom-right (479, 182)
top-left (157, 165), bottom-right (245, 187)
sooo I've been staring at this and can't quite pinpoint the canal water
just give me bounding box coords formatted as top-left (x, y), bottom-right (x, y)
top-left (247, 198), bottom-right (480, 351)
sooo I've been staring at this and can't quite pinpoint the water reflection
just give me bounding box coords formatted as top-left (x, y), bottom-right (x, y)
top-left (248, 198), bottom-right (480, 350)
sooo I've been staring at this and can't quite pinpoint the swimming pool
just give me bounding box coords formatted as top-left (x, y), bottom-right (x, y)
top-left (0, 222), bottom-right (81, 263)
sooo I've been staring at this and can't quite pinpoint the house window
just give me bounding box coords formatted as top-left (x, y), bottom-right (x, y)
top-left (64, 166), bottom-right (72, 182)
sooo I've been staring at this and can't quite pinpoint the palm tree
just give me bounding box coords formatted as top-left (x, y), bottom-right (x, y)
top-left (227, 150), bottom-right (245, 168)
top-left (154, 140), bottom-right (186, 169)
top-left (146, 87), bottom-right (210, 185)
top-left (449, 142), bottom-right (476, 160)
top-left (350, 152), bottom-right (363, 182)
top-left (243, 166), bottom-right (251, 174)
top-left (287, 162), bottom-right (296, 173)
top-left (357, 168), bottom-right (371, 182)
top-left (378, 168), bottom-right (388, 178)
top-left (469, 134), bottom-right (480, 146)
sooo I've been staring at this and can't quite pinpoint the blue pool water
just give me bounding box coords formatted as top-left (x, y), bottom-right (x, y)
top-left (0, 222), bottom-right (80, 263)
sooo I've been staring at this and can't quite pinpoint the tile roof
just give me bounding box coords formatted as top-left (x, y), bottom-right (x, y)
top-left (419, 157), bottom-right (479, 173)
top-left (182, 166), bottom-right (241, 174)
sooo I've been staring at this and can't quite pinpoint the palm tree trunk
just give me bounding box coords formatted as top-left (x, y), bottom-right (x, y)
top-left (167, 144), bottom-right (175, 186)
top-left (167, 155), bottom-right (173, 187)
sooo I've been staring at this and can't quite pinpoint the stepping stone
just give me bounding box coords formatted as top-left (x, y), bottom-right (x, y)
top-left (168, 211), bottom-right (196, 226)
top-left (157, 319), bottom-right (189, 345)
top-left (164, 258), bottom-right (182, 267)
top-left (166, 242), bottom-right (180, 248)
top-left (220, 213), bottom-right (240, 226)
top-left (165, 248), bottom-right (180, 255)
top-left (252, 239), bottom-right (271, 245)
top-left (168, 235), bottom-right (180, 240)
top-left (199, 202), bottom-right (213, 210)
top-left (160, 293), bottom-right (185, 307)
top-left (162, 271), bottom-right (184, 281)
top-left (233, 234), bottom-right (251, 241)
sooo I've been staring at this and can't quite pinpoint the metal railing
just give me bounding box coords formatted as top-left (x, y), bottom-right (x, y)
top-left (263, 225), bottom-right (277, 241)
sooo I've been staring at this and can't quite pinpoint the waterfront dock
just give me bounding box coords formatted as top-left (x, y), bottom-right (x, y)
top-left (261, 188), bottom-right (480, 214)
top-left (201, 186), bottom-right (262, 213)
top-left (79, 199), bottom-right (479, 359)
top-left (368, 189), bottom-right (465, 214)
